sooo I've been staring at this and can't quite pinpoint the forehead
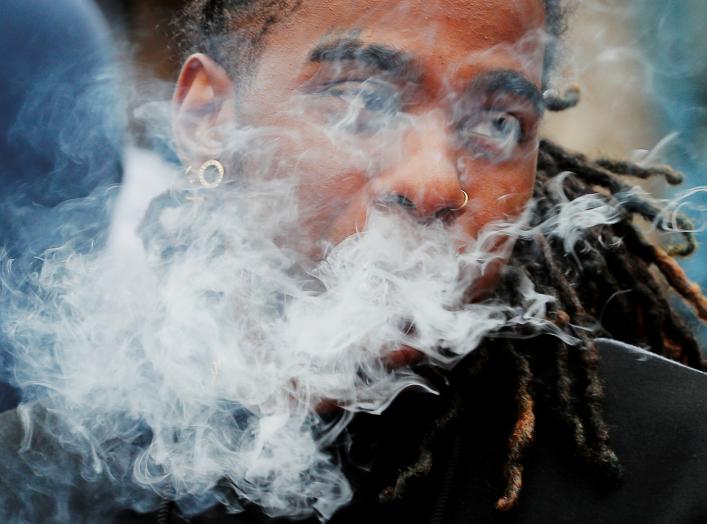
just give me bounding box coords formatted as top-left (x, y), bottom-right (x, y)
top-left (248, 0), bottom-right (547, 93)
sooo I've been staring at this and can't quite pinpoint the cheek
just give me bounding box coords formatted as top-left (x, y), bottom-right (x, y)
top-left (297, 171), bottom-right (368, 244)
top-left (272, 130), bottom-right (373, 247)
top-left (459, 157), bottom-right (536, 235)
top-left (237, 106), bottom-right (375, 258)
top-left (457, 158), bottom-right (536, 299)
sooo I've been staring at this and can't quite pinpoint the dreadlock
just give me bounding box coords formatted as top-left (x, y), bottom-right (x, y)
top-left (379, 128), bottom-right (706, 511)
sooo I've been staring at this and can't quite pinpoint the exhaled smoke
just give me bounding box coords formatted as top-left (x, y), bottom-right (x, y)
top-left (0, 154), bottom-right (622, 521)
top-left (0, 12), bottom-right (672, 519)
top-left (1, 0), bottom-right (703, 518)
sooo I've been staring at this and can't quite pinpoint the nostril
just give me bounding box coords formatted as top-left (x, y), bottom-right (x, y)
top-left (432, 207), bottom-right (461, 226)
top-left (434, 207), bottom-right (454, 219)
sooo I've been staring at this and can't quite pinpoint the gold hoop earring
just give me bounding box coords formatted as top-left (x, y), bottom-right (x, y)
top-left (195, 159), bottom-right (225, 189)
top-left (449, 189), bottom-right (469, 212)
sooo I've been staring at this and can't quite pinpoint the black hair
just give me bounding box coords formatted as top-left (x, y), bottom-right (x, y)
top-left (181, 0), bottom-right (301, 81)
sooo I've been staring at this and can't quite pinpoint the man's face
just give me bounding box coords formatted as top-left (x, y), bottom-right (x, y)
top-left (176, 0), bottom-right (546, 296)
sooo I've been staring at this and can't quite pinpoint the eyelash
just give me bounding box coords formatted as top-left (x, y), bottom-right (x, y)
top-left (455, 111), bottom-right (526, 160)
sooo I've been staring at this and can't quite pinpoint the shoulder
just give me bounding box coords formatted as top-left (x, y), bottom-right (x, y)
top-left (596, 337), bottom-right (707, 425)
top-left (589, 339), bottom-right (707, 522)
top-left (451, 339), bottom-right (707, 524)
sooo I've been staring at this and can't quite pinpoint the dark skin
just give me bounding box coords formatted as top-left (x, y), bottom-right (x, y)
top-left (173, 0), bottom-right (547, 366)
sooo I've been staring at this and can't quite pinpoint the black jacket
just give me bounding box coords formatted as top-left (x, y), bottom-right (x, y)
top-left (1, 339), bottom-right (706, 524)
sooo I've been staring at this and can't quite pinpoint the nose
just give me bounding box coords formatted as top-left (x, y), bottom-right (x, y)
top-left (368, 113), bottom-right (465, 220)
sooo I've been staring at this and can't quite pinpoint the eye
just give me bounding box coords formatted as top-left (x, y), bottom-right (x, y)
top-left (457, 110), bottom-right (523, 160)
top-left (319, 80), bottom-right (402, 134)
top-left (468, 112), bottom-right (521, 141)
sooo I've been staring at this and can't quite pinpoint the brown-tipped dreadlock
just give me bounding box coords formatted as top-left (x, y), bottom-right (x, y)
top-left (495, 343), bottom-right (536, 511)
top-left (380, 135), bottom-right (706, 512)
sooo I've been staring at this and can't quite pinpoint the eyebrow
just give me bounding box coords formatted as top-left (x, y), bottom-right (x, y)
top-left (308, 40), bottom-right (543, 113)
top-left (308, 38), bottom-right (420, 82)
top-left (469, 70), bottom-right (545, 115)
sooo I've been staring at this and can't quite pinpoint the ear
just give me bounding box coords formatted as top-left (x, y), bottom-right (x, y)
top-left (172, 53), bottom-right (236, 168)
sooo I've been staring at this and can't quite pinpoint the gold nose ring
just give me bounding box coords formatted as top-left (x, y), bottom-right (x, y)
top-left (449, 189), bottom-right (469, 212)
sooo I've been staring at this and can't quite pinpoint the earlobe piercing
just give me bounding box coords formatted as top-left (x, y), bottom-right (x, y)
top-left (450, 189), bottom-right (469, 212)
top-left (186, 159), bottom-right (226, 189)
top-left (197, 159), bottom-right (225, 189)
